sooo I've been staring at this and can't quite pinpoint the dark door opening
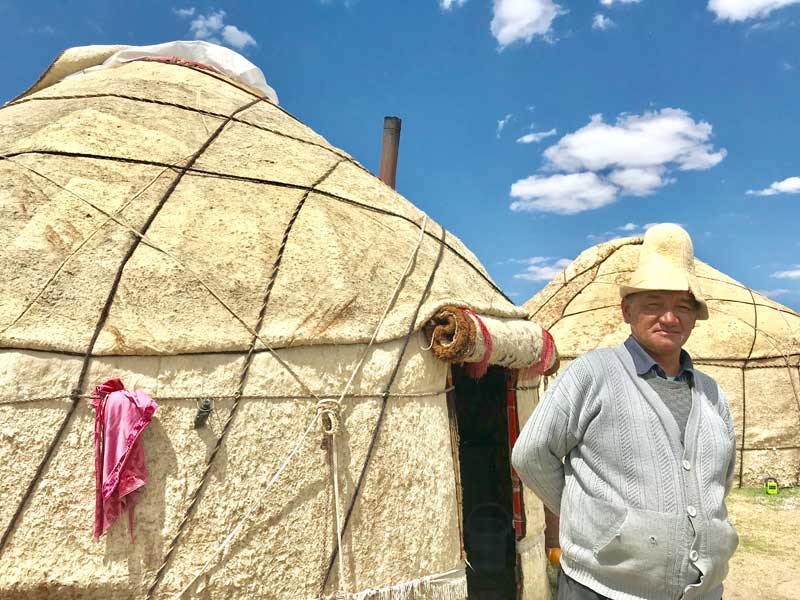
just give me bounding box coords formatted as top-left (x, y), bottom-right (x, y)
top-left (452, 365), bottom-right (518, 599)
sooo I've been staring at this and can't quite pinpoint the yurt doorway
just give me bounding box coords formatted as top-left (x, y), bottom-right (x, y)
top-left (451, 365), bottom-right (519, 599)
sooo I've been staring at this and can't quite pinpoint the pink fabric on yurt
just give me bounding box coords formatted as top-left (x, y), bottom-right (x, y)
top-left (92, 378), bottom-right (158, 541)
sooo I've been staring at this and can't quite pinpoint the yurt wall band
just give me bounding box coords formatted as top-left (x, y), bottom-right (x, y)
top-left (0, 44), bottom-right (558, 600)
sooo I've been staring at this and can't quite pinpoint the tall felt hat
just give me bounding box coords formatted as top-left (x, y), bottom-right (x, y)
top-left (619, 223), bottom-right (709, 320)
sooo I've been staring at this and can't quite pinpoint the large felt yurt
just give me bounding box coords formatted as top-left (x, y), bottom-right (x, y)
top-left (524, 236), bottom-right (800, 488)
top-left (0, 43), bottom-right (558, 599)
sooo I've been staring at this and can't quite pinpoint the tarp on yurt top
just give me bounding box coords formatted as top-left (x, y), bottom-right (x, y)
top-left (524, 236), bottom-right (800, 487)
top-left (0, 44), bottom-right (556, 600)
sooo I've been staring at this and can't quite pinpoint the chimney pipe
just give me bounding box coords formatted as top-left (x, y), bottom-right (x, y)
top-left (379, 116), bottom-right (401, 189)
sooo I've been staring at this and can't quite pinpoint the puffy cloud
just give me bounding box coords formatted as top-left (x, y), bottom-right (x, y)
top-left (601, 0), bottom-right (640, 5)
top-left (497, 113), bottom-right (513, 137)
top-left (491, 0), bottom-right (566, 48)
top-left (771, 266), bottom-right (800, 279)
top-left (508, 108), bottom-right (724, 214)
top-left (593, 13), bottom-right (616, 29)
top-left (440, 0), bottom-right (467, 9)
top-left (708, 0), bottom-right (800, 22)
top-left (607, 167), bottom-right (668, 195)
top-left (516, 128), bottom-right (557, 144)
top-left (189, 10), bottom-right (226, 39)
top-left (747, 176), bottom-right (800, 196)
top-left (222, 25), bottom-right (257, 49)
top-left (510, 172), bottom-right (619, 214)
top-left (173, 7), bottom-right (196, 17)
top-left (182, 9), bottom-right (258, 49)
top-left (513, 256), bottom-right (572, 281)
top-left (543, 109), bottom-right (726, 175)
top-left (587, 222), bottom-right (663, 242)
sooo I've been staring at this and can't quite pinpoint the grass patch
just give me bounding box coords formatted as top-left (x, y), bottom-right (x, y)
top-left (730, 486), bottom-right (799, 508)
top-left (735, 535), bottom-right (774, 555)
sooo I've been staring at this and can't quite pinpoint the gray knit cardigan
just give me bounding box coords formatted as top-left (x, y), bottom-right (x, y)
top-left (511, 345), bottom-right (738, 600)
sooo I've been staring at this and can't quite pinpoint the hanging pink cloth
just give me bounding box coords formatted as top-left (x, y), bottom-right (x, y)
top-left (92, 378), bottom-right (158, 541)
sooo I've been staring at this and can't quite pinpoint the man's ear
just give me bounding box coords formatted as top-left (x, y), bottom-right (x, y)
top-left (621, 297), bottom-right (632, 324)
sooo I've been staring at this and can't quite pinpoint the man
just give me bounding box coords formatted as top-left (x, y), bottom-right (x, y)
top-left (512, 224), bottom-right (738, 600)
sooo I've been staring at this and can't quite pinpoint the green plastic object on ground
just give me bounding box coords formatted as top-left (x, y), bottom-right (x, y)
top-left (764, 477), bottom-right (779, 495)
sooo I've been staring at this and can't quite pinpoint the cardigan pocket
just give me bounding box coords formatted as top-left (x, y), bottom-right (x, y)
top-left (567, 494), bottom-right (627, 557)
top-left (695, 518), bottom-right (739, 589)
top-left (594, 507), bottom-right (676, 593)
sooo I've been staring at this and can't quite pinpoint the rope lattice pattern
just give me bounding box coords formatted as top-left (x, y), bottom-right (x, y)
top-left (0, 61), bottom-right (476, 598)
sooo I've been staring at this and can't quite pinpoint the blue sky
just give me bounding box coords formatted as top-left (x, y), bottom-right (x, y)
top-left (2, 0), bottom-right (799, 309)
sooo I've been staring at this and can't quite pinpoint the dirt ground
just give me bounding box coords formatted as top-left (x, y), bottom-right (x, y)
top-left (725, 487), bottom-right (800, 600)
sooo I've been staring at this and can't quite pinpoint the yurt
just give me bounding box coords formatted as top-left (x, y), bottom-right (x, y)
top-left (0, 43), bottom-right (558, 599)
top-left (524, 236), bottom-right (800, 488)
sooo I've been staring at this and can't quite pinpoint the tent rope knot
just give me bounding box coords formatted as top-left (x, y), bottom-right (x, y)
top-left (317, 398), bottom-right (342, 435)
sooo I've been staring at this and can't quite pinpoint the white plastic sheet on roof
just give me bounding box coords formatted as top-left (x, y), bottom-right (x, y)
top-left (73, 40), bottom-right (279, 104)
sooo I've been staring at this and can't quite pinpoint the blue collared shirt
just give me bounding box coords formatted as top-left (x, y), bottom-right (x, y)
top-left (623, 335), bottom-right (695, 386)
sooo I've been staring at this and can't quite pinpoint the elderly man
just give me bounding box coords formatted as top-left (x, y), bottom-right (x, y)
top-left (512, 224), bottom-right (738, 600)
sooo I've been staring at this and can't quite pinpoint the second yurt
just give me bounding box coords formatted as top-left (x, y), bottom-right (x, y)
top-left (524, 236), bottom-right (800, 488)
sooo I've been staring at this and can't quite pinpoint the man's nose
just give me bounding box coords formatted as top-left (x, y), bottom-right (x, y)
top-left (659, 310), bottom-right (680, 325)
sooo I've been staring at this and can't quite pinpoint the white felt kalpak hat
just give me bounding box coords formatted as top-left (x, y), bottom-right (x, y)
top-left (619, 223), bottom-right (709, 320)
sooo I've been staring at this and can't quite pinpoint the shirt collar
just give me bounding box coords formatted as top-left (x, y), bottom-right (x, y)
top-left (624, 335), bottom-right (695, 383)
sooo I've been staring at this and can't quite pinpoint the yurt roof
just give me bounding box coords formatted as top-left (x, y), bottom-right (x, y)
top-left (0, 44), bottom-right (527, 358)
top-left (524, 236), bottom-right (800, 365)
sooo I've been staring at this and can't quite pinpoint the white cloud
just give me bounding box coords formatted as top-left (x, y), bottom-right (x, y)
top-left (189, 10), bottom-right (226, 39)
top-left (27, 24), bottom-right (55, 34)
top-left (593, 13), bottom-right (616, 29)
top-left (507, 108), bottom-right (724, 214)
top-left (758, 288), bottom-right (792, 298)
top-left (182, 9), bottom-right (258, 49)
top-left (513, 257), bottom-right (572, 281)
top-left (588, 222), bottom-right (663, 243)
top-left (543, 109), bottom-right (726, 175)
top-left (510, 172), bottom-right (619, 214)
top-left (491, 0), bottom-right (566, 48)
top-left (222, 25), bottom-right (257, 49)
top-left (440, 0), bottom-right (467, 9)
top-left (771, 266), bottom-right (800, 279)
top-left (746, 176), bottom-right (800, 196)
top-left (607, 166), bottom-right (668, 195)
top-left (173, 7), bottom-right (196, 17)
top-left (708, 0), bottom-right (800, 22)
top-left (601, 0), bottom-right (640, 5)
top-left (497, 113), bottom-right (513, 137)
top-left (516, 128), bottom-right (557, 143)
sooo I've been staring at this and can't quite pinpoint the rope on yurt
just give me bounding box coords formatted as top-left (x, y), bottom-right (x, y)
top-left (144, 158), bottom-right (344, 600)
top-left (321, 215), bottom-right (429, 596)
top-left (166, 216), bottom-right (430, 598)
top-left (168, 413), bottom-right (322, 600)
top-left (6, 92), bottom-right (356, 164)
top-left (0, 95), bottom-right (263, 556)
top-left (0, 387), bottom-right (456, 406)
top-left (0, 154), bottom-right (326, 400)
top-left (319, 224), bottom-right (447, 595)
top-left (2, 147), bottom-right (510, 303)
top-left (0, 158), bottom-right (187, 337)
top-left (738, 287), bottom-right (759, 487)
top-left (739, 367), bottom-right (747, 487)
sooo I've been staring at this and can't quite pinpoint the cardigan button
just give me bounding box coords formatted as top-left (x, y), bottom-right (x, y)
top-left (687, 505), bottom-right (697, 517)
top-left (682, 460), bottom-right (691, 471)
top-left (689, 550), bottom-right (699, 562)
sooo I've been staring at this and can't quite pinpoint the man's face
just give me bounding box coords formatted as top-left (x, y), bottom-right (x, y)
top-left (621, 291), bottom-right (698, 357)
